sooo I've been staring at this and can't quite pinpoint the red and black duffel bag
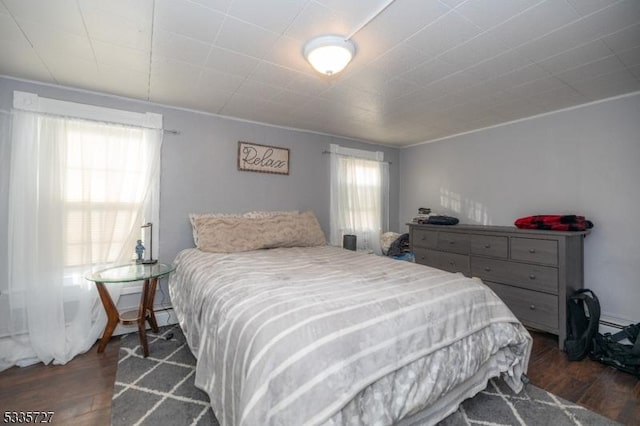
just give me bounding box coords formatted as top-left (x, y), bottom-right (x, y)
top-left (514, 215), bottom-right (594, 231)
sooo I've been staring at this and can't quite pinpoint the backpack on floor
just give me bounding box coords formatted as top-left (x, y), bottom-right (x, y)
top-left (590, 323), bottom-right (640, 378)
top-left (565, 289), bottom-right (600, 361)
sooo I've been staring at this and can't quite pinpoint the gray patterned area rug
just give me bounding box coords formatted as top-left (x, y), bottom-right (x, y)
top-left (112, 325), bottom-right (619, 426)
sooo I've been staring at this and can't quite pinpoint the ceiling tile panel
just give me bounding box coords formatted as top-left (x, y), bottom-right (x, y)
top-left (43, 55), bottom-right (100, 89)
top-left (215, 18), bottom-right (280, 58)
top-left (337, 68), bottom-right (389, 95)
top-left (81, 7), bottom-right (152, 51)
top-left (3, 0), bottom-right (86, 36)
top-left (490, 0), bottom-right (580, 49)
top-left (199, 68), bottom-right (246, 93)
top-left (536, 40), bottom-right (614, 74)
top-left (489, 96), bottom-right (551, 121)
top-left (152, 29), bottom-right (211, 66)
top-left (370, 43), bottom-right (430, 78)
top-left (437, 30), bottom-right (512, 68)
top-left (406, 11), bottom-right (482, 57)
top-left (18, 19), bottom-right (95, 61)
top-left (188, 88), bottom-right (235, 114)
top-left (377, 78), bottom-right (423, 100)
top-left (270, 89), bottom-right (312, 107)
top-left (204, 46), bottom-right (259, 77)
top-left (454, 0), bottom-right (540, 30)
top-left (506, 76), bottom-right (571, 98)
top-left (284, 73), bottom-right (333, 96)
top-left (262, 36), bottom-right (315, 74)
top-left (366, 0), bottom-right (453, 46)
top-left (424, 69), bottom-right (485, 94)
top-left (149, 72), bottom-right (199, 104)
top-left (79, 0), bottom-right (153, 23)
top-left (465, 50), bottom-right (533, 81)
top-left (571, 69), bottom-right (640, 99)
top-left (0, 12), bottom-right (25, 43)
top-left (315, 0), bottom-right (386, 21)
top-left (602, 23), bottom-right (640, 53)
top-left (565, 0), bottom-right (619, 16)
top-left (617, 46), bottom-right (640, 67)
top-left (401, 58), bottom-right (462, 87)
top-left (150, 56), bottom-right (203, 86)
top-left (249, 61), bottom-right (302, 87)
top-left (284, 2), bottom-right (346, 42)
top-left (189, 0), bottom-right (234, 13)
top-left (1, 0), bottom-right (638, 146)
top-left (514, 4), bottom-right (640, 65)
top-left (484, 64), bottom-right (551, 91)
top-left (0, 41), bottom-right (53, 82)
top-left (94, 63), bottom-right (149, 100)
top-left (443, 100), bottom-right (502, 124)
top-left (526, 85), bottom-right (589, 111)
top-left (155, 0), bottom-right (225, 43)
top-left (233, 79), bottom-right (284, 101)
top-left (555, 55), bottom-right (627, 84)
top-left (571, 0), bottom-right (640, 42)
top-left (92, 40), bottom-right (149, 73)
top-left (227, 0), bottom-right (308, 34)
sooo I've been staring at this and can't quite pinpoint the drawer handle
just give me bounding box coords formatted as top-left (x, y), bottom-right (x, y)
top-left (529, 248), bottom-right (536, 253)
top-left (484, 244), bottom-right (491, 249)
top-left (421, 236), bottom-right (426, 240)
top-left (529, 274), bottom-right (536, 280)
top-left (420, 256), bottom-right (425, 261)
top-left (449, 241), bottom-right (455, 245)
top-left (484, 267), bottom-right (491, 272)
top-left (529, 304), bottom-right (536, 310)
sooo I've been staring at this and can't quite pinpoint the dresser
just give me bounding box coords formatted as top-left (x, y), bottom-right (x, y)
top-left (408, 223), bottom-right (588, 349)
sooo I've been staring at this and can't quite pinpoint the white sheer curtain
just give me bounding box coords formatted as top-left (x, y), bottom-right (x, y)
top-left (329, 144), bottom-right (389, 254)
top-left (1, 104), bottom-right (162, 371)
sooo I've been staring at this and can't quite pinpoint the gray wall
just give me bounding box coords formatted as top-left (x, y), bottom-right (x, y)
top-left (399, 92), bottom-right (640, 325)
top-left (0, 76), bottom-right (400, 258)
top-left (0, 76), bottom-right (399, 311)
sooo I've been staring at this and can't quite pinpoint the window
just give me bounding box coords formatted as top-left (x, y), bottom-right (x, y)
top-left (63, 123), bottom-right (154, 268)
top-left (329, 144), bottom-right (389, 254)
top-left (2, 91), bottom-right (162, 369)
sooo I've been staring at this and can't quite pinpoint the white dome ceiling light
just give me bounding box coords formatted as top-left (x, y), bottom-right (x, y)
top-left (303, 35), bottom-right (356, 76)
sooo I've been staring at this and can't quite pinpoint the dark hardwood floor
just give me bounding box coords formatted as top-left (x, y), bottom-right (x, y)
top-left (0, 340), bottom-right (120, 425)
top-left (1, 330), bottom-right (638, 425)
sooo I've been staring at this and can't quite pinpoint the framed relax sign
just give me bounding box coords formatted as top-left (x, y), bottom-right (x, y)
top-left (237, 141), bottom-right (290, 175)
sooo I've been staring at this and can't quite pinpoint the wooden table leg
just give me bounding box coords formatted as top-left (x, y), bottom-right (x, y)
top-left (145, 277), bottom-right (159, 333)
top-left (95, 282), bottom-right (120, 354)
top-left (138, 279), bottom-right (151, 357)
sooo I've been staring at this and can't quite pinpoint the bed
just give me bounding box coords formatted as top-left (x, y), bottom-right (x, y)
top-left (169, 211), bottom-right (532, 426)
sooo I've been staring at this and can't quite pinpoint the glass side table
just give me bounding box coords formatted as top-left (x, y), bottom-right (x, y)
top-left (85, 262), bottom-right (175, 357)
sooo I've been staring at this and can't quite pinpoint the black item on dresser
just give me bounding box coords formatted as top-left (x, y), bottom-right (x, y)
top-left (408, 223), bottom-right (588, 349)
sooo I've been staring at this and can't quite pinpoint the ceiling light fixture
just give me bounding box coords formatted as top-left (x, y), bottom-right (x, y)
top-left (303, 35), bottom-right (356, 76)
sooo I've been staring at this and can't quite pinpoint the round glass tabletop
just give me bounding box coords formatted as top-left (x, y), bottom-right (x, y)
top-left (85, 262), bottom-right (175, 283)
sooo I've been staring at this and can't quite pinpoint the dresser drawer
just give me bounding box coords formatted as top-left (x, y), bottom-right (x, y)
top-left (414, 248), bottom-right (470, 276)
top-left (437, 251), bottom-right (470, 276)
top-left (471, 257), bottom-right (558, 294)
top-left (437, 232), bottom-right (470, 254)
top-left (412, 229), bottom-right (437, 249)
top-left (511, 237), bottom-right (558, 266)
top-left (470, 235), bottom-right (508, 258)
top-left (485, 281), bottom-right (559, 330)
top-left (414, 248), bottom-right (438, 267)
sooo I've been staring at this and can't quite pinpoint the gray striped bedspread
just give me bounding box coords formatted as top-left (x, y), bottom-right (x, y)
top-left (169, 246), bottom-right (532, 426)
